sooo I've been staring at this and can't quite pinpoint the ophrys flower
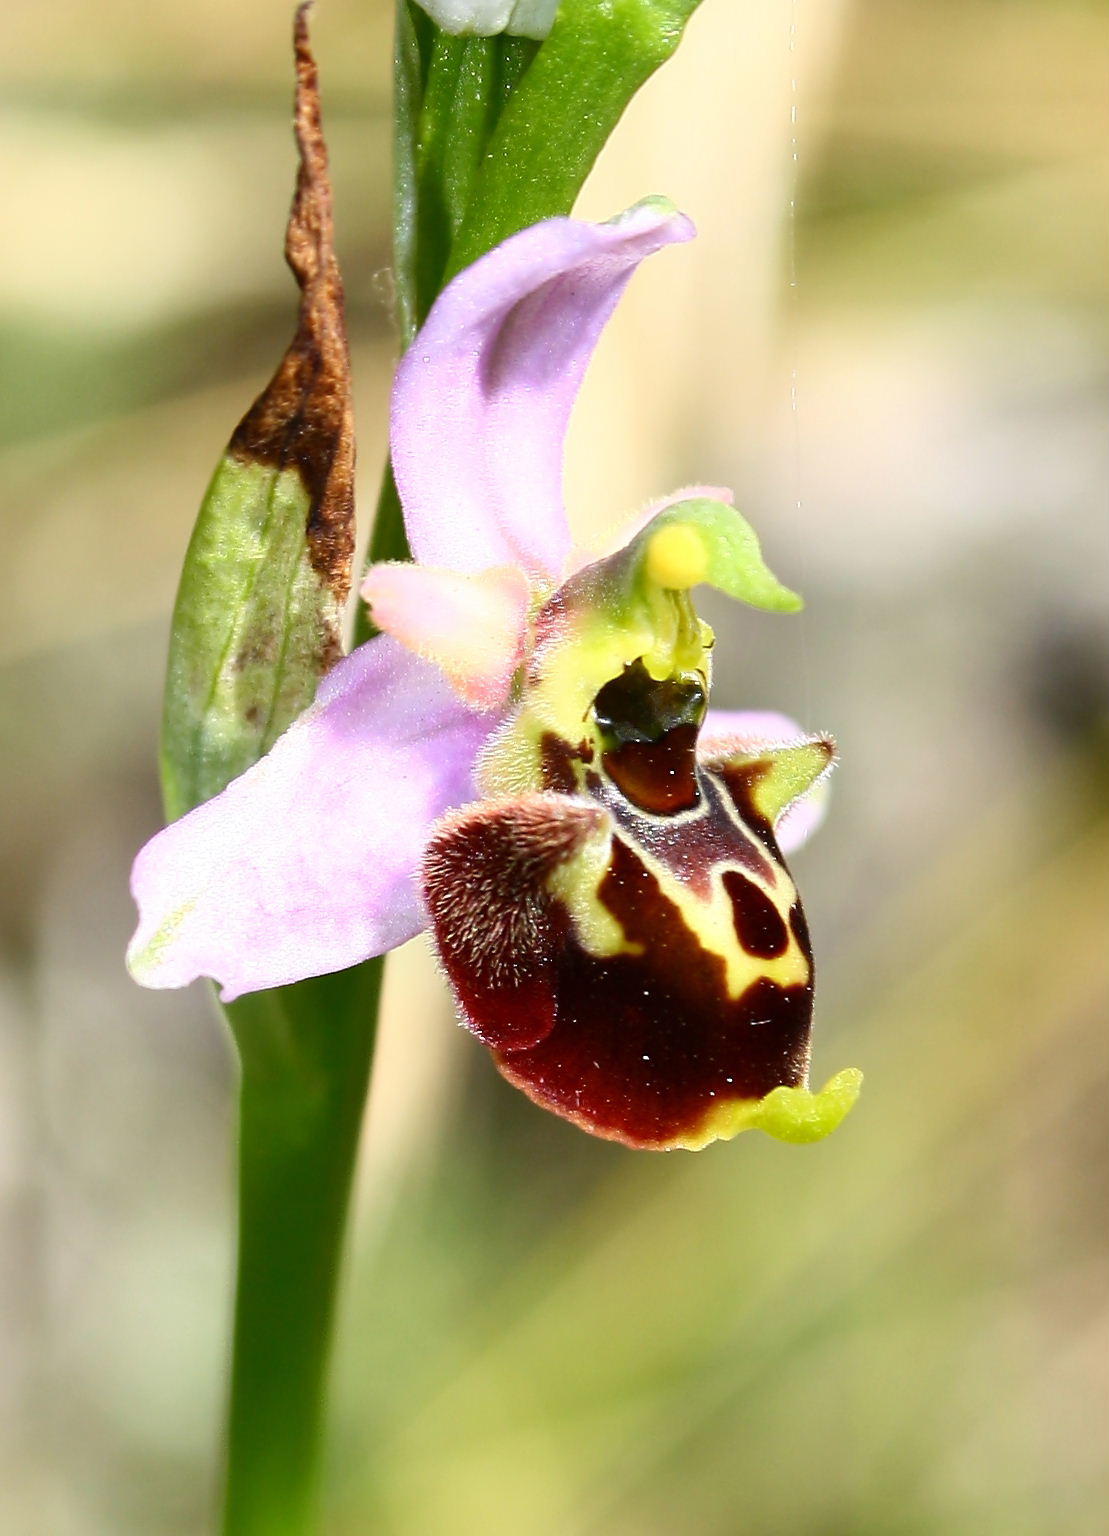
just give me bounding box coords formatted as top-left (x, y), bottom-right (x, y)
top-left (128, 198), bottom-right (859, 1149)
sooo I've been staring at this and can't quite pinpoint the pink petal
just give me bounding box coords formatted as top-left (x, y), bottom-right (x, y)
top-left (127, 637), bottom-right (498, 1001)
top-left (700, 708), bottom-right (831, 855)
top-left (700, 708), bottom-right (808, 750)
top-left (391, 198), bottom-right (695, 579)
top-left (360, 561), bottom-right (530, 709)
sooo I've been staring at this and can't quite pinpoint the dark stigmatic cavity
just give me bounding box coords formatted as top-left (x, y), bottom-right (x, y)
top-left (593, 658), bottom-right (707, 815)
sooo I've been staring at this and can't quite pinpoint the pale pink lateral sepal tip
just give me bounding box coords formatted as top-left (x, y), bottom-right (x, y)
top-left (127, 638), bottom-right (498, 1000)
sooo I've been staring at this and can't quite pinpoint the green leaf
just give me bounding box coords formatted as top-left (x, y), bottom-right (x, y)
top-left (415, 34), bottom-right (498, 318)
top-left (448, 0), bottom-right (705, 277)
top-left (393, 4), bottom-right (541, 342)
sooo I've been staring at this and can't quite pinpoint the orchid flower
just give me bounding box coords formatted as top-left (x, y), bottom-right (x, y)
top-left (128, 197), bottom-right (859, 1150)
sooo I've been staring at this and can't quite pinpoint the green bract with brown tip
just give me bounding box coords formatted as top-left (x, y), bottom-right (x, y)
top-left (160, 16), bottom-right (354, 822)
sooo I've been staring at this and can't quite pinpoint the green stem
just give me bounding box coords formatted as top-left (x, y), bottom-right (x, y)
top-left (221, 960), bottom-right (383, 1536)
top-left (367, 458), bottom-right (408, 569)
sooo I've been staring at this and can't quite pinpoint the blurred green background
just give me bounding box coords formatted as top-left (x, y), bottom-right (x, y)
top-left (1, 1), bottom-right (1105, 1532)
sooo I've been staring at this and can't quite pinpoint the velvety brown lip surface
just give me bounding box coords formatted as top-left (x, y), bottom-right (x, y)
top-left (424, 793), bottom-right (606, 1055)
top-left (430, 667), bottom-right (819, 1146)
top-left (495, 834), bottom-right (813, 1147)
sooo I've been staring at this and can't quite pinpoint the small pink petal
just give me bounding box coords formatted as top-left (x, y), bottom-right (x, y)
top-left (700, 708), bottom-right (831, 854)
top-left (391, 199), bottom-right (695, 579)
top-left (699, 708), bottom-right (808, 753)
top-left (361, 562), bottom-right (530, 709)
top-left (127, 638), bottom-right (498, 1000)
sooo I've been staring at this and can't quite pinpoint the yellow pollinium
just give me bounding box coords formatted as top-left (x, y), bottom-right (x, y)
top-left (675, 1067), bottom-right (863, 1150)
top-left (645, 522), bottom-right (709, 591)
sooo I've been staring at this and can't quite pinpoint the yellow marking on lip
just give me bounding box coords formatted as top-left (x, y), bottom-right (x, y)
top-left (548, 812), bottom-right (808, 1000)
top-left (546, 825), bottom-right (643, 960)
top-left (658, 863), bottom-right (808, 999)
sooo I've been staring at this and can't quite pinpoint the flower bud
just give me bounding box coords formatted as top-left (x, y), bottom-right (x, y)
top-left (415, 0), bottom-right (560, 39)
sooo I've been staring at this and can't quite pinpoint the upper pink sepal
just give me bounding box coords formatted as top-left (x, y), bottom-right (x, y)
top-left (390, 197), bottom-right (695, 580)
top-left (127, 637), bottom-right (497, 1000)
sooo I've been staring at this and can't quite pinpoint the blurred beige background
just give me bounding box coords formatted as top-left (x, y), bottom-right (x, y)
top-left (1, 1), bottom-right (1105, 1532)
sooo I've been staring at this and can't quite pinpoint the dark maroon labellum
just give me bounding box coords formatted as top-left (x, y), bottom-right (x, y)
top-left (424, 691), bottom-right (818, 1148)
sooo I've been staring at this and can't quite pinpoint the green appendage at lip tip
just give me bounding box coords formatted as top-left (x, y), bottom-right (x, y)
top-left (751, 1067), bottom-right (863, 1144)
